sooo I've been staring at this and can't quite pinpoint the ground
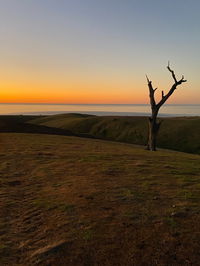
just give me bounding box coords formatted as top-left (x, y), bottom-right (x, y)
top-left (0, 133), bottom-right (200, 265)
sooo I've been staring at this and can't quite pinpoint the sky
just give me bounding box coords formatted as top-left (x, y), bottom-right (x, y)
top-left (0, 0), bottom-right (200, 104)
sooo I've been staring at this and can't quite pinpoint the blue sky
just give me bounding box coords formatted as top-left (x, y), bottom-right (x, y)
top-left (0, 0), bottom-right (199, 103)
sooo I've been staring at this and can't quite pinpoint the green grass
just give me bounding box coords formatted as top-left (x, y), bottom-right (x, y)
top-left (0, 114), bottom-right (200, 154)
top-left (30, 114), bottom-right (200, 154)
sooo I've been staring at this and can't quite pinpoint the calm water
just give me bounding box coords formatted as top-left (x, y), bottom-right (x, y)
top-left (0, 104), bottom-right (199, 117)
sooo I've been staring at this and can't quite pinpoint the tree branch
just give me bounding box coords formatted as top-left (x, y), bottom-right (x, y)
top-left (157, 64), bottom-right (187, 108)
top-left (167, 61), bottom-right (177, 83)
top-left (146, 75), bottom-right (157, 108)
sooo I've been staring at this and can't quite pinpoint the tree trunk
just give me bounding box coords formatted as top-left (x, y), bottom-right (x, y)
top-left (147, 111), bottom-right (160, 151)
top-left (148, 118), bottom-right (159, 151)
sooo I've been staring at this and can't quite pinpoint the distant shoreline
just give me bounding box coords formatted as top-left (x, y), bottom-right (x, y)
top-left (0, 103), bottom-right (200, 117)
top-left (1, 111), bottom-right (200, 117)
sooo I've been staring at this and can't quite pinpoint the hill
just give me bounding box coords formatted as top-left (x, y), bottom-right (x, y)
top-left (1, 133), bottom-right (200, 265)
top-left (0, 115), bottom-right (74, 136)
top-left (30, 113), bottom-right (200, 154)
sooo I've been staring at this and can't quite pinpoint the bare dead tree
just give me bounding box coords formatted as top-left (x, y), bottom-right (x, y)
top-left (146, 63), bottom-right (187, 151)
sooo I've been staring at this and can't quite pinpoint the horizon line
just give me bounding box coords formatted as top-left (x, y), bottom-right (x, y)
top-left (0, 102), bottom-right (199, 105)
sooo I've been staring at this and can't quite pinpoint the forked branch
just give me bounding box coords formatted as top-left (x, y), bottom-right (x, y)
top-left (146, 63), bottom-right (187, 111)
top-left (157, 63), bottom-right (187, 107)
top-left (167, 61), bottom-right (187, 85)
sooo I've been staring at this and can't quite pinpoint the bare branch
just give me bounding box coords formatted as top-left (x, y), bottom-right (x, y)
top-left (146, 75), bottom-right (157, 108)
top-left (146, 75), bottom-right (157, 91)
top-left (177, 76), bottom-right (187, 85)
top-left (167, 62), bottom-right (177, 84)
top-left (157, 64), bottom-right (187, 108)
top-left (167, 62), bottom-right (187, 85)
top-left (146, 75), bottom-right (150, 83)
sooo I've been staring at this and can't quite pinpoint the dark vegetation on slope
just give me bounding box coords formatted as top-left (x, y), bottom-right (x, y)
top-left (0, 115), bottom-right (74, 136)
top-left (0, 114), bottom-right (199, 154)
top-left (30, 113), bottom-right (200, 154)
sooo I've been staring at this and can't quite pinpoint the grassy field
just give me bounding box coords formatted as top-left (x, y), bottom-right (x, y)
top-left (0, 114), bottom-right (200, 154)
top-left (1, 133), bottom-right (200, 265)
top-left (30, 113), bottom-right (200, 154)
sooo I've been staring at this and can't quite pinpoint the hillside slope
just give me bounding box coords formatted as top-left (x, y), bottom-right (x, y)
top-left (1, 133), bottom-right (200, 265)
top-left (30, 113), bottom-right (200, 154)
top-left (0, 115), bottom-right (74, 136)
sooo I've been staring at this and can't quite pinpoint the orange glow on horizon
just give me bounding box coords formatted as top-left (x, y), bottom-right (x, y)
top-left (0, 74), bottom-right (197, 104)
top-left (0, 92), bottom-right (147, 104)
top-left (0, 87), bottom-right (197, 105)
top-left (0, 81), bottom-right (148, 104)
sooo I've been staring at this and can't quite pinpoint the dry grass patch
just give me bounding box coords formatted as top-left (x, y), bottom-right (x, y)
top-left (0, 133), bottom-right (200, 265)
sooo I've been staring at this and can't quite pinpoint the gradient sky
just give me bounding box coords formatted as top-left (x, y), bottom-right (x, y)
top-left (0, 0), bottom-right (200, 104)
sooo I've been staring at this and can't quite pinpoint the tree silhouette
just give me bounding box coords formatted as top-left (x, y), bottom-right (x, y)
top-left (146, 63), bottom-right (187, 151)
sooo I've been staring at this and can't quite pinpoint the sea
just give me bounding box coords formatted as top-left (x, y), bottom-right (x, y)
top-left (0, 104), bottom-right (199, 117)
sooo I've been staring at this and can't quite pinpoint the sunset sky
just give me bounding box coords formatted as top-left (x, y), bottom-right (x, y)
top-left (0, 0), bottom-right (199, 104)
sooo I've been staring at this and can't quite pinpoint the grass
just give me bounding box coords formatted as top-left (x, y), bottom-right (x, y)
top-left (0, 114), bottom-right (200, 154)
top-left (0, 133), bottom-right (200, 265)
top-left (30, 113), bottom-right (200, 154)
top-left (165, 216), bottom-right (178, 229)
top-left (82, 229), bottom-right (93, 241)
top-left (59, 204), bottom-right (76, 213)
